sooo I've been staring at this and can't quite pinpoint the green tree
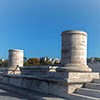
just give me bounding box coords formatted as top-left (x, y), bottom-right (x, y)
top-left (24, 58), bottom-right (40, 66)
top-left (0, 60), bottom-right (8, 67)
top-left (40, 60), bottom-right (52, 65)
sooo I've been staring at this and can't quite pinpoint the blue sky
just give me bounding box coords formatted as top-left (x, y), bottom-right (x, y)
top-left (0, 0), bottom-right (100, 59)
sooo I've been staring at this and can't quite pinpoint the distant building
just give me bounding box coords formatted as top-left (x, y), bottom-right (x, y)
top-left (40, 57), bottom-right (60, 65)
top-left (52, 58), bottom-right (61, 64)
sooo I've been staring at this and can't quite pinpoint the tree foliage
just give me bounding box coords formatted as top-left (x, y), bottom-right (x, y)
top-left (87, 57), bottom-right (100, 63)
top-left (24, 58), bottom-right (40, 66)
top-left (0, 60), bottom-right (8, 67)
top-left (24, 58), bottom-right (54, 66)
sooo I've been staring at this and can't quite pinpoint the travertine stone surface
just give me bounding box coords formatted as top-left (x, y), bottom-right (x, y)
top-left (20, 66), bottom-right (58, 77)
top-left (9, 49), bottom-right (24, 68)
top-left (4, 49), bottom-right (24, 74)
top-left (49, 72), bottom-right (99, 80)
top-left (0, 73), bottom-right (99, 98)
top-left (57, 30), bottom-right (91, 72)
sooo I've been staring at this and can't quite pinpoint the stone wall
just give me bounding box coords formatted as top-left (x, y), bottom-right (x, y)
top-left (0, 72), bottom-right (99, 98)
top-left (0, 68), bottom-right (99, 99)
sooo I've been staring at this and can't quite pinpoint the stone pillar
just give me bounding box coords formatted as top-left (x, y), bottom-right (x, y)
top-left (5, 49), bottom-right (24, 74)
top-left (53, 30), bottom-right (99, 96)
top-left (57, 30), bottom-right (92, 72)
top-left (9, 49), bottom-right (24, 68)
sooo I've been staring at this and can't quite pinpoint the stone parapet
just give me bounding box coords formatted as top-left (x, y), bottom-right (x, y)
top-left (0, 72), bottom-right (99, 98)
top-left (20, 66), bottom-right (58, 77)
top-left (4, 67), bottom-right (21, 74)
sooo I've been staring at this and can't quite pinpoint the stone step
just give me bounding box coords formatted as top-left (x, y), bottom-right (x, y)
top-left (68, 93), bottom-right (100, 100)
top-left (76, 88), bottom-right (100, 98)
top-left (85, 83), bottom-right (100, 90)
top-left (93, 79), bottom-right (100, 83)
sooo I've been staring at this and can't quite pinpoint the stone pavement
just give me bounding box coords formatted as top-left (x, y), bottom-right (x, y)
top-left (0, 88), bottom-right (32, 100)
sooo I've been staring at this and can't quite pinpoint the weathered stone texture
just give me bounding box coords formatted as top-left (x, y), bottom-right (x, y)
top-left (57, 30), bottom-right (91, 72)
top-left (9, 49), bottom-right (24, 68)
top-left (0, 73), bottom-right (99, 98)
top-left (5, 49), bottom-right (24, 74)
top-left (61, 30), bottom-right (87, 66)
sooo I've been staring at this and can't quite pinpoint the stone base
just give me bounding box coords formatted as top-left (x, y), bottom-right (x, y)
top-left (49, 72), bottom-right (99, 94)
top-left (57, 64), bottom-right (92, 72)
top-left (4, 67), bottom-right (21, 74)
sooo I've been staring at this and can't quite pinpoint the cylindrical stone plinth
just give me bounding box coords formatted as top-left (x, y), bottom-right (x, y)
top-left (8, 49), bottom-right (24, 68)
top-left (57, 30), bottom-right (92, 72)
